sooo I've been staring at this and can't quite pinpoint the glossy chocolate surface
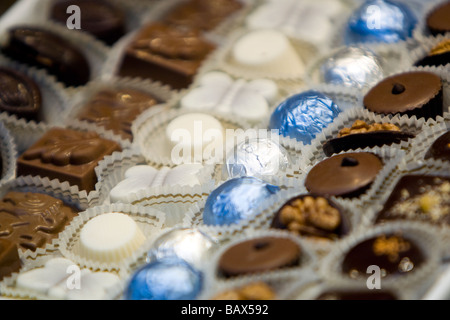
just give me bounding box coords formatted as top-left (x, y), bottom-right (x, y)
top-left (342, 233), bottom-right (425, 279)
top-left (0, 192), bottom-right (79, 251)
top-left (17, 128), bottom-right (121, 192)
top-left (363, 71), bottom-right (443, 119)
top-left (425, 131), bottom-right (450, 161)
top-left (76, 88), bottom-right (159, 140)
top-left (118, 22), bottom-right (216, 89)
top-left (271, 194), bottom-right (350, 241)
top-left (2, 27), bottom-right (91, 87)
top-left (426, 2), bottom-right (450, 36)
top-left (305, 152), bottom-right (383, 198)
top-left (323, 131), bottom-right (415, 157)
top-left (0, 239), bottom-right (21, 280)
top-left (0, 67), bottom-right (42, 121)
top-left (218, 237), bottom-right (301, 278)
top-left (376, 175), bottom-right (450, 225)
top-left (50, 0), bottom-right (126, 45)
top-left (163, 0), bottom-right (243, 31)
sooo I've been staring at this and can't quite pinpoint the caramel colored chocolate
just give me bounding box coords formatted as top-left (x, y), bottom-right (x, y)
top-left (363, 72), bottom-right (443, 120)
top-left (0, 67), bottom-right (42, 121)
top-left (218, 237), bottom-right (301, 278)
top-left (426, 1), bottom-right (450, 36)
top-left (17, 128), bottom-right (121, 192)
top-left (425, 131), bottom-right (450, 162)
top-left (213, 282), bottom-right (276, 300)
top-left (118, 22), bottom-right (216, 90)
top-left (50, 0), bottom-right (126, 45)
top-left (0, 239), bottom-right (21, 280)
top-left (163, 0), bottom-right (243, 31)
top-left (0, 192), bottom-right (79, 251)
top-left (376, 175), bottom-right (450, 225)
top-left (1, 27), bottom-right (91, 87)
top-left (76, 88), bottom-right (160, 140)
top-left (271, 194), bottom-right (350, 241)
top-left (342, 233), bottom-right (425, 279)
top-left (305, 152), bottom-right (383, 198)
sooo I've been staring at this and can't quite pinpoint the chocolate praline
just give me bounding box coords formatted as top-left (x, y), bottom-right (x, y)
top-left (0, 67), bottom-right (42, 121)
top-left (414, 39), bottom-right (450, 68)
top-left (363, 71), bottom-right (443, 120)
top-left (304, 152), bottom-right (383, 198)
top-left (0, 239), bottom-right (21, 281)
top-left (50, 0), bottom-right (126, 45)
top-left (316, 290), bottom-right (398, 300)
top-left (342, 233), bottom-right (425, 279)
top-left (271, 194), bottom-right (351, 241)
top-left (426, 1), bottom-right (450, 36)
top-left (425, 131), bottom-right (450, 162)
top-left (1, 27), bottom-right (91, 87)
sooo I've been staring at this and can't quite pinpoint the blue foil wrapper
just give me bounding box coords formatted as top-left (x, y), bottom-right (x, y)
top-left (226, 138), bottom-right (291, 179)
top-left (268, 90), bottom-right (341, 144)
top-left (146, 228), bottom-right (217, 269)
top-left (320, 47), bottom-right (385, 89)
top-left (345, 0), bottom-right (417, 45)
top-left (125, 258), bottom-right (203, 300)
top-left (203, 176), bottom-right (280, 226)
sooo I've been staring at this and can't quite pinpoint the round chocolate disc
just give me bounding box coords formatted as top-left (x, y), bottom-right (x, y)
top-left (426, 1), bottom-right (450, 36)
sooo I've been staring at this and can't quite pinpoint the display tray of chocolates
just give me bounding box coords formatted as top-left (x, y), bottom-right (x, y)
top-left (0, 0), bottom-right (449, 301)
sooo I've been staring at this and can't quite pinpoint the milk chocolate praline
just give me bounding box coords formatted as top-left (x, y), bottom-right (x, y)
top-left (425, 131), bottom-right (450, 162)
top-left (426, 1), bottom-right (450, 36)
top-left (363, 71), bottom-right (443, 120)
top-left (305, 152), bottom-right (383, 198)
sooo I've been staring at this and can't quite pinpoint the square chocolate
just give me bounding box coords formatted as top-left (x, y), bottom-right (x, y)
top-left (117, 22), bottom-right (216, 90)
top-left (17, 128), bottom-right (122, 192)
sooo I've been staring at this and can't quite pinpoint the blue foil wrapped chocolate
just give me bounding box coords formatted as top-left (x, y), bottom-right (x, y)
top-left (320, 46), bottom-right (385, 89)
top-left (203, 176), bottom-right (280, 226)
top-left (226, 138), bottom-right (291, 179)
top-left (344, 0), bottom-right (417, 45)
top-left (125, 258), bottom-right (203, 300)
top-left (268, 90), bottom-right (341, 144)
top-left (147, 228), bottom-right (217, 269)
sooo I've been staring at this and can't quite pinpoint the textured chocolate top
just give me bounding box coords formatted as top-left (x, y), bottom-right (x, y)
top-left (426, 1), bottom-right (450, 36)
top-left (218, 237), bottom-right (301, 277)
top-left (163, 0), bottom-right (243, 31)
top-left (17, 128), bottom-right (121, 191)
top-left (363, 71), bottom-right (442, 115)
top-left (76, 88), bottom-right (159, 140)
top-left (425, 131), bottom-right (450, 161)
top-left (342, 233), bottom-right (425, 279)
top-left (305, 152), bottom-right (383, 198)
top-left (0, 192), bottom-right (79, 251)
top-left (2, 27), bottom-right (91, 87)
top-left (50, 0), bottom-right (126, 45)
top-left (0, 67), bottom-right (42, 121)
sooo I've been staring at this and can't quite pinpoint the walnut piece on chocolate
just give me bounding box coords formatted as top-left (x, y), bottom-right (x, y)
top-left (0, 192), bottom-right (79, 251)
top-left (16, 128), bottom-right (122, 192)
top-left (338, 120), bottom-right (400, 138)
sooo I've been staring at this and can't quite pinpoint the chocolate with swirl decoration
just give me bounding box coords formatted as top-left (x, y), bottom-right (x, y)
top-left (0, 192), bottom-right (79, 251)
top-left (118, 22), bottom-right (216, 89)
top-left (17, 128), bottom-right (121, 191)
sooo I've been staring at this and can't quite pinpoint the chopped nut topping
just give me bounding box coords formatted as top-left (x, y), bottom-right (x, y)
top-left (373, 235), bottom-right (411, 263)
top-left (429, 39), bottom-right (450, 56)
top-left (212, 282), bottom-right (276, 300)
top-left (279, 196), bottom-right (341, 237)
top-left (419, 194), bottom-right (439, 213)
top-left (338, 120), bottom-right (400, 138)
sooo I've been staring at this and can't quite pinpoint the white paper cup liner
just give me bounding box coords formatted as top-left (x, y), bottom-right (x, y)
top-left (203, 229), bottom-right (319, 290)
top-left (0, 121), bottom-right (17, 185)
top-left (318, 221), bottom-right (442, 291)
top-left (57, 203), bottom-right (166, 272)
top-left (0, 176), bottom-right (92, 260)
top-left (0, 252), bottom-right (129, 300)
top-left (0, 20), bottom-right (110, 90)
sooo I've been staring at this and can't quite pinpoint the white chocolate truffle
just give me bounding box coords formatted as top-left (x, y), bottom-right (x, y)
top-left (166, 113), bottom-right (224, 163)
top-left (180, 71), bottom-right (278, 122)
top-left (79, 213), bottom-right (146, 263)
top-left (109, 164), bottom-right (204, 203)
top-left (231, 29), bottom-right (305, 76)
